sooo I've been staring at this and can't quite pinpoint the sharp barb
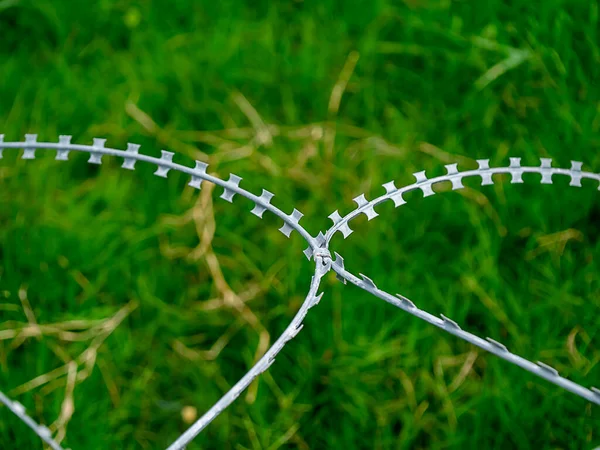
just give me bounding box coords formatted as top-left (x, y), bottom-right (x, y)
top-left (486, 337), bottom-right (508, 352)
top-left (188, 176), bottom-right (203, 189)
top-left (477, 159), bottom-right (490, 170)
top-left (251, 188), bottom-right (275, 216)
top-left (188, 161), bottom-right (209, 189)
top-left (353, 194), bottom-right (368, 208)
top-left (420, 185), bottom-right (435, 197)
top-left (309, 292), bottom-right (324, 308)
top-left (571, 161), bottom-right (583, 171)
top-left (333, 252), bottom-right (345, 269)
top-left (359, 273), bottom-right (377, 289)
top-left (22, 134), bottom-right (37, 159)
top-left (509, 157), bottom-right (524, 183)
top-left (0, 134), bottom-right (3, 158)
top-left (390, 191), bottom-right (406, 207)
top-left (413, 170), bottom-right (428, 183)
top-left (328, 210), bottom-right (343, 225)
top-left (220, 189), bottom-right (234, 202)
top-left (56, 135), bottom-right (72, 160)
top-left (315, 232), bottom-right (326, 247)
top-left (220, 174), bottom-right (242, 202)
top-left (395, 293), bottom-right (416, 309)
top-left (384, 180), bottom-right (406, 206)
top-left (88, 153), bottom-right (103, 164)
top-left (195, 160), bottom-right (209, 173)
top-left (88, 138), bottom-right (106, 165)
top-left (289, 324), bottom-right (304, 338)
top-left (592, 387), bottom-right (600, 396)
top-left (229, 174), bottom-right (243, 185)
top-left (337, 222), bottom-right (354, 239)
top-left (445, 163), bottom-right (459, 175)
top-left (477, 159), bottom-right (494, 185)
top-left (122, 143), bottom-right (140, 170)
top-left (363, 205), bottom-right (378, 221)
top-left (540, 158), bottom-right (554, 184)
top-left (328, 211), bottom-right (352, 239)
top-left (440, 314), bottom-right (461, 330)
top-left (278, 223), bottom-right (294, 237)
top-left (537, 361), bottom-right (560, 377)
top-left (289, 208), bottom-right (304, 223)
top-left (569, 161), bottom-right (583, 187)
top-left (333, 252), bottom-right (347, 283)
top-left (278, 208), bottom-right (304, 237)
top-left (251, 204), bottom-right (267, 218)
top-left (332, 252), bottom-right (345, 270)
top-left (303, 246), bottom-right (314, 260)
top-left (413, 171), bottom-right (435, 197)
top-left (93, 138), bottom-right (106, 148)
top-left (383, 180), bottom-right (397, 194)
top-left (259, 188), bottom-right (275, 202)
top-left (445, 164), bottom-right (464, 190)
top-left (450, 177), bottom-right (464, 190)
top-left (154, 150), bottom-right (174, 178)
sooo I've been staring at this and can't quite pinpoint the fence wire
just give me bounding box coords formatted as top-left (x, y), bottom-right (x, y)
top-left (0, 134), bottom-right (598, 449)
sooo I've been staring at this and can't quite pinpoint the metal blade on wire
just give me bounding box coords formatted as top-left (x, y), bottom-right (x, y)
top-left (323, 157), bottom-right (600, 405)
top-left (0, 135), bottom-right (319, 252)
top-left (165, 255), bottom-right (331, 450)
top-left (330, 250), bottom-right (600, 406)
top-left (324, 157), bottom-right (600, 244)
top-left (0, 391), bottom-right (65, 450)
top-left (2, 134), bottom-right (600, 450)
top-left (0, 134), bottom-right (324, 450)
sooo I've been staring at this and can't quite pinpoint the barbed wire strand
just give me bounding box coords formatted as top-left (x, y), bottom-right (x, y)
top-left (324, 157), bottom-right (599, 242)
top-left (0, 390), bottom-right (66, 450)
top-left (0, 134), bottom-right (318, 255)
top-left (166, 254), bottom-right (330, 450)
top-left (1, 135), bottom-right (598, 450)
top-left (330, 259), bottom-right (600, 405)
top-left (323, 156), bottom-right (600, 405)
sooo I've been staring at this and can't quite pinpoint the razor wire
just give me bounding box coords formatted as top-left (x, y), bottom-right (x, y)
top-left (0, 390), bottom-right (64, 450)
top-left (0, 134), bottom-right (598, 450)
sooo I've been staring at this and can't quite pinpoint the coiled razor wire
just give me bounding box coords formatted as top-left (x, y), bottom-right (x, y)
top-left (0, 134), bottom-right (598, 450)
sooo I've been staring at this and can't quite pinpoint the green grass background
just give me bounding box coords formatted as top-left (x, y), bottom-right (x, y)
top-left (1, 0), bottom-right (599, 448)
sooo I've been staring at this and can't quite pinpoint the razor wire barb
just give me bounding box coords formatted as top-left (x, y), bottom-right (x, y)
top-left (0, 134), bottom-right (598, 450)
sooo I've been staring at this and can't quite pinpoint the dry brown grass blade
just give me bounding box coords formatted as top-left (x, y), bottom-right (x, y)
top-left (10, 300), bottom-right (138, 397)
top-left (50, 360), bottom-right (77, 445)
top-left (232, 91), bottom-right (273, 148)
top-left (325, 51), bottom-right (360, 157)
top-left (161, 177), bottom-right (272, 405)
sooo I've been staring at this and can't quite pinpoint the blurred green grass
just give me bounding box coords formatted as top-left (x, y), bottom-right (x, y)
top-left (0, 0), bottom-right (599, 448)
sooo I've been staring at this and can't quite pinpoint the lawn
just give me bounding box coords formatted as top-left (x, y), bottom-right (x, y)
top-left (0, 0), bottom-right (599, 448)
